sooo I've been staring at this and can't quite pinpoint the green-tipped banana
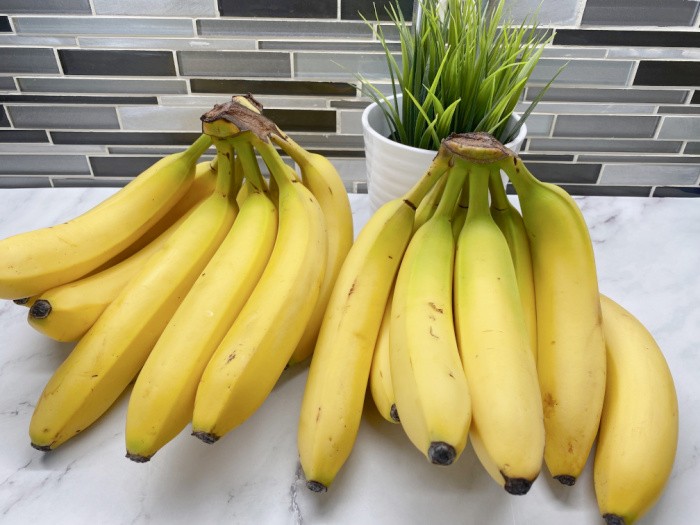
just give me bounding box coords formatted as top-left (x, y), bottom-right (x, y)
top-left (500, 155), bottom-right (606, 486)
top-left (390, 164), bottom-right (472, 466)
top-left (454, 160), bottom-right (543, 495)
top-left (594, 295), bottom-right (678, 525)
top-left (0, 135), bottom-right (212, 299)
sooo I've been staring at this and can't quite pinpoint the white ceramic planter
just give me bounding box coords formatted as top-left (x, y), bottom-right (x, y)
top-left (362, 94), bottom-right (528, 211)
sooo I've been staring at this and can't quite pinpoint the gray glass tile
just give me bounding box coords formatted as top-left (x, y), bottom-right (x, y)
top-left (0, 35), bottom-right (77, 46)
top-left (178, 51), bottom-right (290, 78)
top-left (0, 48), bottom-right (59, 74)
top-left (107, 146), bottom-right (214, 155)
top-left (527, 138), bottom-right (683, 154)
top-left (198, 19), bottom-right (372, 39)
top-left (529, 59), bottom-right (634, 87)
top-left (554, 29), bottom-right (700, 48)
top-left (92, 0), bottom-right (216, 16)
top-left (657, 116), bottom-right (700, 139)
top-left (331, 99), bottom-right (371, 109)
top-left (51, 131), bottom-right (204, 146)
top-left (634, 61), bottom-right (700, 87)
top-left (0, 176), bottom-right (52, 188)
top-left (503, 0), bottom-right (580, 25)
top-left (78, 37), bottom-right (256, 51)
top-left (525, 87), bottom-right (689, 104)
top-left (522, 114), bottom-right (554, 136)
top-left (553, 115), bottom-right (660, 138)
top-left (523, 162), bottom-right (601, 184)
top-left (287, 133), bottom-right (365, 149)
top-left (59, 50), bottom-right (176, 77)
top-left (53, 177), bottom-right (129, 188)
top-left (600, 164), bottom-right (699, 186)
top-left (0, 143), bottom-right (106, 153)
top-left (353, 181), bottom-right (368, 194)
top-left (518, 153), bottom-right (575, 162)
top-left (295, 52), bottom-right (394, 81)
top-left (90, 156), bottom-right (161, 177)
top-left (521, 102), bottom-right (657, 115)
top-left (7, 105), bottom-right (120, 130)
top-left (1, 16), bottom-right (12, 32)
top-left (159, 94), bottom-right (330, 109)
top-left (0, 154), bottom-right (90, 175)
top-left (190, 78), bottom-right (355, 96)
top-left (260, 41), bottom-right (402, 52)
top-left (579, 154), bottom-right (700, 164)
top-left (339, 110), bottom-right (363, 135)
top-left (342, 0), bottom-right (413, 20)
top-left (652, 186), bottom-right (700, 197)
top-left (17, 77), bottom-right (187, 94)
top-left (0, 77), bottom-right (16, 90)
top-left (118, 106), bottom-right (216, 132)
top-left (0, 130), bottom-right (49, 143)
top-left (606, 47), bottom-right (700, 60)
top-left (684, 142), bottom-right (700, 155)
top-left (0, 105), bottom-right (9, 127)
top-left (561, 184), bottom-right (652, 197)
top-left (657, 105), bottom-right (700, 115)
top-left (1, 94), bottom-right (157, 105)
top-left (541, 47), bottom-right (607, 59)
top-left (581, 0), bottom-right (699, 27)
top-left (218, 0), bottom-right (337, 18)
top-left (0, 0), bottom-right (91, 14)
top-left (13, 17), bottom-right (194, 37)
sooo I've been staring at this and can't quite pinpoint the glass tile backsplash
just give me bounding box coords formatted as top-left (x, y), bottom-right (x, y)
top-left (0, 0), bottom-right (697, 196)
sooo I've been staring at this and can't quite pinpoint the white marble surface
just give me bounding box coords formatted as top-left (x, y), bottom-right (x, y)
top-left (0, 189), bottom-right (698, 525)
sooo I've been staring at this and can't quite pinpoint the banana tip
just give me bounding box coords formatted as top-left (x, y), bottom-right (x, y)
top-left (13, 297), bottom-right (30, 305)
top-left (554, 474), bottom-right (576, 486)
top-left (428, 441), bottom-right (456, 466)
top-left (125, 452), bottom-right (151, 463)
top-left (503, 476), bottom-right (533, 496)
top-left (30, 442), bottom-right (52, 452)
top-left (29, 299), bottom-right (52, 319)
top-left (603, 514), bottom-right (625, 525)
top-left (191, 430), bottom-right (219, 444)
top-left (389, 404), bottom-right (400, 423)
top-left (306, 480), bottom-right (327, 493)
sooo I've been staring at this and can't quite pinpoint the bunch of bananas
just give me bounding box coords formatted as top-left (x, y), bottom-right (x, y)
top-left (0, 95), bottom-right (353, 462)
top-left (298, 133), bottom-right (678, 525)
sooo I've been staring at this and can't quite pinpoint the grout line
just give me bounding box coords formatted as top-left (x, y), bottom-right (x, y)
top-left (337, 0), bottom-right (342, 20)
top-left (289, 52), bottom-right (295, 79)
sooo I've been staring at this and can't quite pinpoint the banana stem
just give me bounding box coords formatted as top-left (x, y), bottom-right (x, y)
top-left (270, 134), bottom-right (309, 168)
top-left (231, 139), bottom-right (269, 194)
top-left (183, 134), bottom-right (213, 163)
top-left (212, 138), bottom-right (237, 198)
top-left (402, 147), bottom-right (453, 209)
top-left (488, 168), bottom-right (510, 211)
top-left (251, 137), bottom-right (294, 190)
top-left (465, 163), bottom-right (491, 218)
top-left (434, 165), bottom-right (468, 220)
top-left (498, 155), bottom-right (539, 197)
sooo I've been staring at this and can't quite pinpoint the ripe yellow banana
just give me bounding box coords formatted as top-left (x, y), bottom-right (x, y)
top-left (272, 134), bottom-right (354, 365)
top-left (454, 158), bottom-right (543, 495)
top-left (413, 174), bottom-right (446, 232)
top-left (390, 165), bottom-right (472, 466)
top-left (125, 141), bottom-right (277, 461)
top-left (368, 286), bottom-right (399, 424)
top-left (488, 170), bottom-right (537, 360)
top-left (500, 154), bottom-right (606, 486)
top-left (0, 135), bottom-right (212, 299)
top-left (594, 295), bottom-right (678, 525)
top-left (298, 147), bottom-right (452, 492)
top-left (28, 140), bottom-right (237, 450)
top-left (26, 161), bottom-right (217, 342)
top-left (190, 133), bottom-right (327, 444)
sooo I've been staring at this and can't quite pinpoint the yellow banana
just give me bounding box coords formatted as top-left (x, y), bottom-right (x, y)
top-left (0, 135), bottom-right (212, 299)
top-left (26, 202), bottom-right (200, 343)
top-left (28, 140), bottom-right (237, 451)
top-left (488, 170), bottom-right (537, 360)
top-left (594, 295), bottom-right (678, 525)
top-left (298, 146), bottom-right (452, 492)
top-left (390, 164), bottom-right (472, 466)
top-left (500, 154), bottom-right (606, 486)
top-left (454, 158), bottom-right (543, 495)
top-left (368, 286), bottom-right (399, 424)
top-left (272, 135), bottom-right (354, 365)
top-left (413, 174), bottom-right (446, 232)
top-left (190, 132), bottom-right (327, 443)
top-left (125, 140), bottom-right (277, 462)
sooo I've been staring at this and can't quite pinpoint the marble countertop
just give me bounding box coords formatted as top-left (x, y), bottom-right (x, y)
top-left (0, 189), bottom-right (698, 525)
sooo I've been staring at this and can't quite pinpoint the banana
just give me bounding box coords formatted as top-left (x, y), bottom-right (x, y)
top-left (488, 170), bottom-right (537, 360)
top-left (413, 174), bottom-right (446, 232)
top-left (190, 130), bottom-right (327, 444)
top-left (297, 146), bottom-right (452, 492)
top-left (500, 154), bottom-right (606, 486)
top-left (28, 139), bottom-right (237, 451)
top-left (368, 286), bottom-right (399, 424)
top-left (272, 135), bottom-right (354, 365)
top-left (0, 135), bottom-right (212, 299)
top-left (453, 153), bottom-right (543, 494)
top-left (125, 140), bottom-right (277, 462)
top-left (390, 164), bottom-right (472, 466)
top-left (594, 295), bottom-right (678, 525)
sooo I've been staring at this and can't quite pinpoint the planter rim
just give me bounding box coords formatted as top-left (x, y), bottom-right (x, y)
top-left (361, 93), bottom-right (527, 154)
